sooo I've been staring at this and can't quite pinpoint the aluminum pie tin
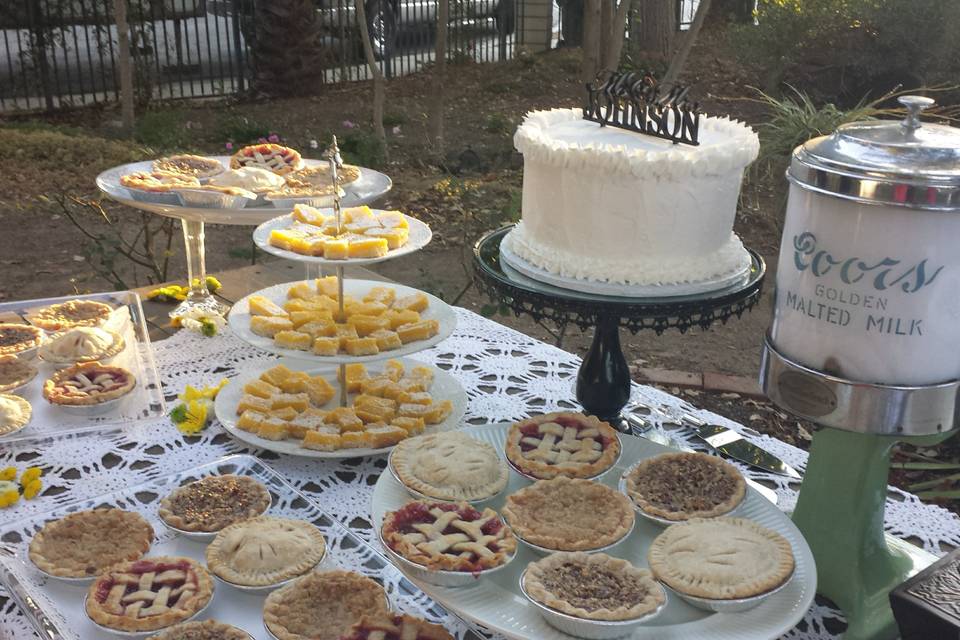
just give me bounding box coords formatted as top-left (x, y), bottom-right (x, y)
top-left (504, 433), bottom-right (623, 483)
top-left (49, 380), bottom-right (137, 417)
top-left (30, 558), bottom-right (98, 584)
top-left (385, 448), bottom-right (508, 506)
top-left (265, 189), bottom-right (344, 209)
top-left (125, 188), bottom-right (182, 206)
top-left (0, 368), bottom-right (39, 396)
top-left (210, 551), bottom-right (328, 594)
top-left (82, 589), bottom-right (213, 637)
top-left (660, 567), bottom-right (796, 614)
top-left (262, 575), bottom-right (389, 640)
top-left (509, 515), bottom-right (636, 557)
top-left (157, 518), bottom-right (219, 543)
top-left (518, 568), bottom-right (668, 640)
top-left (174, 188), bottom-right (257, 209)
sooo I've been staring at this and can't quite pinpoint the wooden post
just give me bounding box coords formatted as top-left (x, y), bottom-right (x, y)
top-left (115, 0), bottom-right (135, 134)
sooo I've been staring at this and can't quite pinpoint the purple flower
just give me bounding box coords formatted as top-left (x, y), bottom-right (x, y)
top-left (342, 120), bottom-right (356, 129)
top-left (225, 142), bottom-right (234, 150)
top-left (258, 137), bottom-right (267, 143)
top-left (267, 133), bottom-right (280, 143)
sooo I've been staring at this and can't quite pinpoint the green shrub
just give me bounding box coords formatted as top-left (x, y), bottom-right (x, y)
top-left (134, 109), bottom-right (193, 149)
top-left (214, 114), bottom-right (273, 145)
top-left (340, 130), bottom-right (386, 168)
top-left (483, 113), bottom-right (513, 134)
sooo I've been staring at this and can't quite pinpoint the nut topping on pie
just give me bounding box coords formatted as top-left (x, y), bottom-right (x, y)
top-left (147, 619), bottom-right (252, 640)
top-left (285, 164), bottom-right (361, 189)
top-left (43, 361), bottom-right (136, 406)
top-left (85, 556), bottom-right (214, 632)
top-left (0, 355), bottom-right (38, 393)
top-left (390, 431), bottom-right (508, 502)
top-left (0, 393), bottom-right (32, 435)
top-left (524, 552), bottom-right (666, 621)
top-left (623, 452), bottom-right (746, 521)
top-left (159, 474), bottom-right (271, 533)
top-left (29, 299), bottom-right (114, 331)
top-left (205, 516), bottom-right (326, 586)
top-left (341, 613), bottom-right (454, 640)
top-left (381, 501), bottom-right (517, 572)
top-left (29, 508), bottom-right (154, 578)
top-left (0, 323), bottom-right (43, 356)
top-left (152, 155), bottom-right (225, 180)
top-left (502, 477), bottom-right (634, 551)
top-left (648, 517), bottom-right (796, 600)
top-left (262, 570), bottom-right (389, 640)
top-left (505, 412), bottom-right (621, 480)
top-left (230, 143), bottom-right (303, 175)
top-left (38, 327), bottom-right (124, 365)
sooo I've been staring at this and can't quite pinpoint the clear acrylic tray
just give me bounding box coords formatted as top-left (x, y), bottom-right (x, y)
top-left (0, 290), bottom-right (165, 442)
top-left (0, 454), bottom-right (453, 639)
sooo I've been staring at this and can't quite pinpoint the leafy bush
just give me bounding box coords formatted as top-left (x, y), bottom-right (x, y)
top-left (483, 113), bottom-right (514, 134)
top-left (215, 114), bottom-right (273, 145)
top-left (340, 130), bottom-right (386, 168)
top-left (134, 109), bottom-right (194, 149)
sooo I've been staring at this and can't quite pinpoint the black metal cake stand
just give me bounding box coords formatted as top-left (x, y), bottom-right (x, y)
top-left (473, 226), bottom-right (767, 433)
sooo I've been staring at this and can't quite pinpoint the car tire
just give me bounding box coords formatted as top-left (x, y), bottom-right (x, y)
top-left (366, 0), bottom-right (398, 60)
top-left (495, 0), bottom-right (516, 35)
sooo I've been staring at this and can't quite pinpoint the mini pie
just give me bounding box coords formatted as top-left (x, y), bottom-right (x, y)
top-left (152, 155), bottom-right (225, 180)
top-left (0, 355), bottom-right (38, 392)
top-left (120, 170), bottom-right (201, 192)
top-left (29, 508), bottom-right (154, 578)
top-left (38, 327), bottom-right (125, 366)
top-left (0, 393), bottom-right (32, 435)
top-left (285, 164), bottom-right (361, 189)
top-left (209, 166), bottom-right (286, 193)
top-left (390, 431), bottom-right (508, 502)
top-left (266, 182), bottom-right (341, 201)
top-left (230, 143), bottom-right (303, 175)
top-left (85, 555), bottom-right (214, 632)
top-left (262, 570), bottom-right (389, 640)
top-left (146, 619), bottom-right (251, 640)
top-left (502, 477), bottom-right (634, 551)
top-left (0, 323), bottom-right (43, 356)
top-left (205, 516), bottom-right (326, 586)
top-left (341, 614), bottom-right (454, 640)
top-left (524, 551), bottom-right (665, 621)
top-left (624, 451), bottom-right (746, 521)
top-left (29, 299), bottom-right (114, 331)
top-left (505, 412), bottom-right (621, 480)
top-left (381, 500), bottom-right (517, 572)
top-left (648, 517), bottom-right (796, 600)
top-left (43, 361), bottom-right (135, 406)
top-left (158, 474), bottom-right (272, 533)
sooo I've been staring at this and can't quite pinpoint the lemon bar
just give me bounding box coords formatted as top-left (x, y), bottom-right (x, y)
top-left (365, 226), bottom-right (409, 249)
top-left (274, 330), bottom-right (313, 351)
top-left (396, 320), bottom-right (440, 344)
top-left (298, 320), bottom-right (337, 338)
top-left (397, 403), bottom-right (430, 420)
top-left (271, 393), bottom-right (310, 412)
top-left (243, 379), bottom-right (280, 399)
top-left (323, 238), bottom-right (349, 260)
top-left (366, 424), bottom-right (408, 448)
top-left (369, 329), bottom-right (402, 351)
top-left (312, 336), bottom-right (340, 356)
top-left (260, 364), bottom-right (295, 386)
top-left (278, 371), bottom-right (310, 394)
top-left (354, 395), bottom-right (397, 421)
top-left (237, 410), bottom-right (266, 432)
top-left (250, 316), bottom-right (293, 338)
top-left (315, 276), bottom-right (340, 297)
top-left (391, 416), bottom-right (426, 436)
top-left (292, 203), bottom-right (329, 226)
top-left (340, 430), bottom-right (373, 449)
top-left (337, 363), bottom-right (368, 393)
top-left (305, 375), bottom-right (335, 405)
top-left (257, 418), bottom-right (289, 441)
top-left (348, 315), bottom-right (391, 337)
top-left (398, 391), bottom-right (433, 406)
top-left (237, 394), bottom-right (271, 415)
top-left (248, 295), bottom-right (288, 317)
top-left (287, 413), bottom-right (326, 438)
top-left (408, 365), bottom-right (435, 386)
top-left (359, 376), bottom-right (392, 396)
top-left (335, 324), bottom-right (360, 348)
top-left (379, 382), bottom-right (406, 401)
top-left (363, 286), bottom-right (396, 306)
top-left (377, 211), bottom-right (409, 229)
top-left (267, 406), bottom-right (299, 421)
top-left (383, 360), bottom-right (405, 381)
top-left (347, 237), bottom-right (389, 259)
top-left (302, 427), bottom-right (341, 451)
top-left (286, 282), bottom-right (316, 300)
top-left (325, 406), bottom-right (364, 432)
top-left (269, 228), bottom-right (307, 252)
top-left (393, 292), bottom-right (429, 313)
top-left (424, 400), bottom-right (454, 424)
top-left (345, 337), bottom-right (379, 356)
top-left (385, 309), bottom-right (420, 329)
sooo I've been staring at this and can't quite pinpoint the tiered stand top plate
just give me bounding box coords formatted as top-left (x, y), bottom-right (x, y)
top-left (372, 422), bottom-right (817, 640)
top-left (95, 156), bottom-right (393, 225)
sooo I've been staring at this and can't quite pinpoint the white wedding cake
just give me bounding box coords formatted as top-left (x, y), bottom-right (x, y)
top-left (504, 107), bottom-right (760, 293)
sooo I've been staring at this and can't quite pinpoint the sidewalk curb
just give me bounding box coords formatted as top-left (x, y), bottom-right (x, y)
top-left (632, 367), bottom-right (764, 399)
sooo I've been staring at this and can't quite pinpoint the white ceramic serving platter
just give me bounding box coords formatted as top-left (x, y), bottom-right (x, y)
top-left (372, 422), bottom-right (818, 640)
top-left (96, 157), bottom-right (393, 225)
top-left (227, 279), bottom-right (457, 364)
top-left (213, 357), bottom-right (467, 459)
top-left (252, 211), bottom-right (433, 266)
top-left (0, 291), bottom-right (165, 443)
top-left (0, 455), bottom-right (449, 640)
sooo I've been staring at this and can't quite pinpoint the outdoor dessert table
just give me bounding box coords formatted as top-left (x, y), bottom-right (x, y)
top-left (1, 303), bottom-right (958, 639)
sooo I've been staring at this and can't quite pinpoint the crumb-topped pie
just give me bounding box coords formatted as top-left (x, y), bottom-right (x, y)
top-left (381, 500), bottom-right (517, 572)
top-left (29, 299), bottom-right (113, 331)
top-left (623, 451), bottom-right (746, 521)
top-left (85, 555), bottom-right (214, 632)
top-left (38, 327), bottom-right (125, 366)
top-left (0, 355), bottom-right (37, 392)
top-left (524, 551), bottom-right (665, 621)
top-left (502, 477), bottom-right (634, 552)
top-left (262, 570), bottom-right (389, 640)
top-left (152, 155), bottom-right (225, 180)
top-left (158, 474), bottom-right (272, 533)
top-left (390, 431), bottom-right (508, 502)
top-left (29, 508), bottom-right (154, 578)
top-left (120, 171), bottom-right (201, 192)
top-left (0, 393), bottom-right (31, 435)
top-left (43, 361), bottom-right (135, 406)
top-left (285, 164), bottom-right (361, 189)
top-left (147, 619), bottom-right (251, 640)
top-left (341, 614), bottom-right (454, 640)
top-left (0, 323), bottom-right (43, 356)
top-left (230, 143), bottom-right (303, 175)
top-left (648, 517), bottom-right (796, 600)
top-left (505, 412), bottom-right (620, 480)
top-left (205, 516), bottom-right (326, 586)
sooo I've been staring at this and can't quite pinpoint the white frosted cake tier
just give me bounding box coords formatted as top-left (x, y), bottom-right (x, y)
top-left (512, 108), bottom-right (759, 287)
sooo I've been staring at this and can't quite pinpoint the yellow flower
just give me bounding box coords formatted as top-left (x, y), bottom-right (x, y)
top-left (176, 399), bottom-right (210, 435)
top-left (178, 379), bottom-right (229, 404)
top-left (23, 479), bottom-right (42, 500)
top-left (0, 467), bottom-right (16, 482)
top-left (19, 467), bottom-right (41, 486)
top-left (0, 481), bottom-right (19, 508)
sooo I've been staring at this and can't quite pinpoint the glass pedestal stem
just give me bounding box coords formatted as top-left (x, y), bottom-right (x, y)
top-left (170, 218), bottom-right (227, 319)
top-left (576, 314), bottom-right (632, 432)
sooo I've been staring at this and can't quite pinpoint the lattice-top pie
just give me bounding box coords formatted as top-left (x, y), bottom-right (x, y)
top-left (524, 551), bottom-right (665, 621)
top-left (152, 155), bottom-right (225, 180)
top-left (390, 431), bottom-right (508, 502)
top-left (43, 361), bottom-right (135, 406)
top-left (38, 327), bottom-right (124, 366)
top-left (0, 323), bottom-right (43, 356)
top-left (158, 474), bottom-right (272, 533)
top-left (28, 299), bottom-right (114, 331)
top-left (230, 143), bottom-right (303, 175)
top-left (146, 619), bottom-right (251, 640)
top-left (381, 500), bottom-right (517, 572)
top-left (29, 508), bottom-right (154, 578)
top-left (505, 412), bottom-right (620, 480)
top-left (648, 517), bottom-right (796, 600)
top-left (0, 393), bottom-right (32, 436)
top-left (341, 614), bottom-right (454, 640)
top-left (0, 355), bottom-right (37, 393)
top-left (502, 476), bottom-right (634, 552)
top-left (262, 570), bottom-right (389, 640)
top-left (623, 451), bottom-right (746, 521)
top-left (120, 171), bottom-right (201, 192)
top-left (85, 556), bottom-right (214, 632)
top-left (205, 516), bottom-right (326, 586)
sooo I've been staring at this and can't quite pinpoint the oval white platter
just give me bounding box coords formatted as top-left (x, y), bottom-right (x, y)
top-left (372, 422), bottom-right (817, 640)
top-left (214, 357), bottom-right (467, 458)
top-left (252, 211), bottom-right (433, 266)
top-left (96, 156), bottom-right (393, 225)
top-left (227, 279), bottom-right (457, 364)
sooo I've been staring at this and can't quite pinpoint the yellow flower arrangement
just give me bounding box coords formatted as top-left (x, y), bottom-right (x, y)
top-left (170, 379), bottom-right (229, 436)
top-left (0, 466), bottom-right (43, 507)
top-left (0, 467), bottom-right (16, 482)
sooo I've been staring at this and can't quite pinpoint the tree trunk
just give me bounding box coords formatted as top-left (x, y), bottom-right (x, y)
top-left (663, 0), bottom-right (712, 85)
top-left (115, 0), bottom-right (134, 134)
top-left (636, 0), bottom-right (675, 63)
top-left (602, 0), bottom-right (634, 70)
top-left (430, 0), bottom-right (449, 153)
top-left (354, 0), bottom-right (388, 158)
top-left (581, 0), bottom-right (602, 83)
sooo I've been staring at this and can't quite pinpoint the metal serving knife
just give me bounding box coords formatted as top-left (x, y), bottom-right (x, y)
top-left (679, 413), bottom-right (802, 479)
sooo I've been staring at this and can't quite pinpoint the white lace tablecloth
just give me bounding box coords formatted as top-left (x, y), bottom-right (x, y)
top-left (2, 307), bottom-right (958, 639)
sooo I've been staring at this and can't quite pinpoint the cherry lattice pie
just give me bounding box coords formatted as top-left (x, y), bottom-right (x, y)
top-left (505, 412), bottom-right (620, 480)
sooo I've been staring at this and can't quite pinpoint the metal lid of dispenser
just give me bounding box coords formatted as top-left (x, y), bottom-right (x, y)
top-left (788, 96), bottom-right (960, 210)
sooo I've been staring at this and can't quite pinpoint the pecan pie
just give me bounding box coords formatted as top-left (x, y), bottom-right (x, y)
top-left (29, 508), bottom-right (154, 578)
top-left (524, 551), bottom-right (665, 621)
top-left (390, 431), bottom-right (508, 502)
top-left (29, 300), bottom-right (114, 331)
top-left (152, 154), bottom-right (225, 180)
top-left (85, 556), bottom-right (214, 632)
top-left (158, 474), bottom-right (272, 533)
top-left (0, 393), bottom-right (31, 435)
top-left (120, 171), bottom-right (201, 192)
top-left (502, 477), bottom-right (634, 552)
top-left (38, 327), bottom-right (124, 366)
top-left (505, 412), bottom-right (621, 480)
top-left (0, 355), bottom-right (37, 393)
top-left (205, 516), bottom-right (326, 586)
top-left (623, 452), bottom-right (746, 521)
top-left (230, 143), bottom-right (303, 175)
top-left (262, 570), bottom-right (389, 640)
top-left (381, 501), bottom-right (517, 572)
top-left (147, 619), bottom-right (251, 640)
top-left (341, 614), bottom-right (454, 640)
top-left (648, 517), bottom-right (796, 600)
top-left (285, 164), bottom-right (361, 189)
top-left (43, 361), bottom-right (136, 406)
top-left (0, 323), bottom-right (43, 356)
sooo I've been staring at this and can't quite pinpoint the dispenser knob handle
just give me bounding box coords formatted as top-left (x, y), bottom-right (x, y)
top-left (898, 95), bottom-right (935, 131)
